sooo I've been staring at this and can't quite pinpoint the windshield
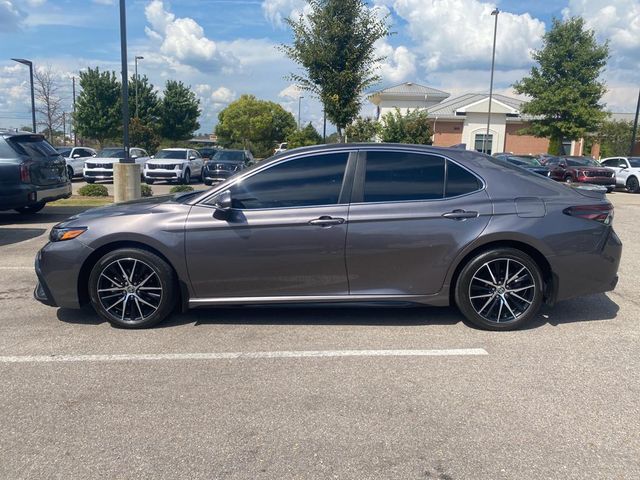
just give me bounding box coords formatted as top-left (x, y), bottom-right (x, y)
top-left (155, 150), bottom-right (187, 160)
top-left (565, 157), bottom-right (599, 167)
top-left (628, 158), bottom-right (640, 168)
top-left (56, 148), bottom-right (72, 156)
top-left (213, 150), bottom-right (244, 162)
top-left (508, 156), bottom-right (542, 167)
top-left (97, 149), bottom-right (125, 158)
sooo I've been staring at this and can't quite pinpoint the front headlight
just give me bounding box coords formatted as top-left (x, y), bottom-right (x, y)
top-left (49, 226), bottom-right (87, 242)
top-left (175, 164), bottom-right (182, 170)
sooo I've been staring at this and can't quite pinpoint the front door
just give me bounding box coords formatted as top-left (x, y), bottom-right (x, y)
top-left (346, 149), bottom-right (492, 296)
top-left (185, 151), bottom-right (353, 298)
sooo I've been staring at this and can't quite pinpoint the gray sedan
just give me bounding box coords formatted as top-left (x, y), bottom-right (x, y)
top-left (34, 144), bottom-right (621, 330)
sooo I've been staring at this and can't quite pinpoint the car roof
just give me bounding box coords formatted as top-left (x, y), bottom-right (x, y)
top-left (160, 148), bottom-right (189, 151)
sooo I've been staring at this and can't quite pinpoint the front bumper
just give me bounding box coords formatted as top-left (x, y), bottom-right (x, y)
top-left (34, 240), bottom-right (94, 309)
top-left (144, 169), bottom-right (182, 180)
top-left (84, 169), bottom-right (114, 180)
top-left (203, 170), bottom-right (232, 183)
top-left (576, 177), bottom-right (616, 187)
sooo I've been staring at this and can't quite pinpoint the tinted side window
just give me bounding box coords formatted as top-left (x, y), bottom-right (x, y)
top-left (446, 161), bottom-right (481, 197)
top-left (230, 152), bottom-right (349, 209)
top-left (0, 138), bottom-right (17, 158)
top-left (363, 151), bottom-right (445, 202)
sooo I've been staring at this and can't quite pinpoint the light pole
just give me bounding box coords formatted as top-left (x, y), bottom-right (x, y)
top-left (134, 55), bottom-right (143, 118)
top-left (630, 89), bottom-right (640, 156)
top-left (11, 58), bottom-right (36, 134)
top-left (483, 8), bottom-right (500, 155)
top-left (298, 96), bottom-right (304, 129)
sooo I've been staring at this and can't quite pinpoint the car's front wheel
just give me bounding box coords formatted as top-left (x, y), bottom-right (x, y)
top-left (67, 166), bottom-right (74, 179)
top-left (85, 178), bottom-right (95, 184)
top-left (145, 179), bottom-right (155, 185)
top-left (88, 248), bottom-right (176, 328)
top-left (455, 248), bottom-right (544, 331)
top-left (626, 176), bottom-right (639, 193)
top-left (180, 169), bottom-right (191, 185)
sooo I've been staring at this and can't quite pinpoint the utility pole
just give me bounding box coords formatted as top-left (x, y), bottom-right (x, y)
top-left (630, 89), bottom-right (640, 156)
top-left (72, 76), bottom-right (77, 146)
top-left (323, 108), bottom-right (327, 143)
top-left (134, 55), bottom-right (144, 118)
top-left (483, 8), bottom-right (500, 155)
top-left (62, 112), bottom-right (66, 146)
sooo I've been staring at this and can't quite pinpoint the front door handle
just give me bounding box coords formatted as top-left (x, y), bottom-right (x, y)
top-left (442, 209), bottom-right (479, 220)
top-left (308, 216), bottom-right (345, 227)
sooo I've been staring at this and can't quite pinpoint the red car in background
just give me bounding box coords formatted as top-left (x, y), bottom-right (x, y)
top-left (546, 156), bottom-right (616, 192)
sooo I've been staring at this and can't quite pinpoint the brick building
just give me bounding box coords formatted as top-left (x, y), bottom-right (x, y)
top-left (369, 82), bottom-right (585, 156)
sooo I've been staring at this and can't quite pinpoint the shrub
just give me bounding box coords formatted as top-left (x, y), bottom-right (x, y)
top-left (169, 185), bottom-right (194, 194)
top-left (78, 184), bottom-right (109, 197)
top-left (140, 184), bottom-right (153, 198)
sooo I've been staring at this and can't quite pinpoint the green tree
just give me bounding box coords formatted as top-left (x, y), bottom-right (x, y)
top-left (513, 17), bottom-right (609, 149)
top-left (160, 80), bottom-right (201, 142)
top-left (215, 95), bottom-right (296, 157)
top-left (129, 117), bottom-right (161, 154)
top-left (345, 116), bottom-right (381, 142)
top-left (380, 108), bottom-right (432, 145)
top-left (288, 122), bottom-right (323, 148)
top-left (74, 67), bottom-right (121, 147)
top-left (282, 0), bottom-right (391, 140)
top-left (129, 75), bottom-right (161, 128)
top-left (596, 119), bottom-right (634, 158)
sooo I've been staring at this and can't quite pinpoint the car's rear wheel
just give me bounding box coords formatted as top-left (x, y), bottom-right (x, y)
top-left (88, 248), bottom-right (176, 328)
top-left (15, 201), bottom-right (46, 214)
top-left (626, 176), bottom-right (639, 193)
top-left (455, 248), bottom-right (544, 331)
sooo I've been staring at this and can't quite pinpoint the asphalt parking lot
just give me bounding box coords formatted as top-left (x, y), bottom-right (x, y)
top-left (0, 193), bottom-right (639, 479)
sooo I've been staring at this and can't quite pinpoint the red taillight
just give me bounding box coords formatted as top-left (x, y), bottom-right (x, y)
top-left (563, 204), bottom-right (614, 224)
top-left (19, 162), bottom-right (31, 183)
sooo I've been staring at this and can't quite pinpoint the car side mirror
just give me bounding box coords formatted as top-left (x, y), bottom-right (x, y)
top-left (189, 156), bottom-right (196, 160)
top-left (214, 190), bottom-right (232, 211)
top-left (72, 153), bottom-right (80, 158)
top-left (559, 163), bottom-right (566, 169)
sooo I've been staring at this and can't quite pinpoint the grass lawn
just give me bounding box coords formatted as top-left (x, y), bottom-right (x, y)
top-left (48, 196), bottom-right (113, 207)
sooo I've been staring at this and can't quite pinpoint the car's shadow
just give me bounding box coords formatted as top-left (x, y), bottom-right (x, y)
top-left (56, 293), bottom-right (619, 330)
top-left (0, 227), bottom-right (47, 246)
top-left (0, 206), bottom-right (92, 226)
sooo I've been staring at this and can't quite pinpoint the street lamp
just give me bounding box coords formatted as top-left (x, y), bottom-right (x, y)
top-left (483, 8), bottom-right (500, 155)
top-left (134, 55), bottom-right (144, 118)
top-left (298, 96), bottom-right (304, 129)
top-left (11, 58), bottom-right (36, 134)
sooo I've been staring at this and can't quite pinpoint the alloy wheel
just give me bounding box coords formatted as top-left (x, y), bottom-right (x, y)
top-left (96, 258), bottom-right (163, 323)
top-left (468, 258), bottom-right (536, 324)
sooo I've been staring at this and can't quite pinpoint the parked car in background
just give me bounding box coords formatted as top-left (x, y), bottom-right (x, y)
top-left (55, 146), bottom-right (96, 179)
top-left (202, 149), bottom-right (254, 185)
top-left (600, 156), bottom-right (640, 193)
top-left (546, 156), bottom-right (616, 192)
top-left (535, 154), bottom-right (559, 165)
top-left (274, 142), bottom-right (288, 154)
top-left (198, 147), bottom-right (218, 161)
top-left (0, 130), bottom-right (71, 213)
top-left (493, 153), bottom-right (551, 177)
top-left (35, 144), bottom-right (621, 331)
top-left (144, 148), bottom-right (203, 185)
top-left (83, 147), bottom-right (150, 183)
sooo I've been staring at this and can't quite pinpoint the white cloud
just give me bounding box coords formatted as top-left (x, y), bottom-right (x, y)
top-left (262, 0), bottom-right (306, 27)
top-left (0, 0), bottom-right (25, 30)
top-left (211, 86), bottom-right (236, 104)
top-left (144, 0), bottom-right (234, 73)
top-left (25, 0), bottom-right (46, 6)
top-left (375, 41), bottom-right (416, 83)
top-left (278, 84), bottom-right (302, 100)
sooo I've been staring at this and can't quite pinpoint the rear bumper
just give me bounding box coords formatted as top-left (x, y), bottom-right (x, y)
top-left (0, 182), bottom-right (71, 211)
top-left (549, 227), bottom-right (622, 302)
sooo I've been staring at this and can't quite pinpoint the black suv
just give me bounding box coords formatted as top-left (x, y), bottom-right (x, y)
top-left (0, 130), bottom-right (71, 214)
top-left (202, 149), bottom-right (254, 185)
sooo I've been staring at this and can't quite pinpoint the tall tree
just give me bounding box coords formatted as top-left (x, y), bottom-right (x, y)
top-left (215, 95), bottom-right (296, 157)
top-left (380, 108), bottom-right (432, 145)
top-left (596, 119), bottom-right (634, 158)
top-left (74, 67), bottom-right (121, 147)
top-left (513, 17), bottom-right (609, 150)
top-left (129, 74), bottom-right (161, 128)
top-left (345, 116), bottom-right (381, 142)
top-left (287, 122), bottom-right (323, 148)
top-left (34, 66), bottom-right (64, 143)
top-left (160, 80), bottom-right (201, 142)
top-left (282, 0), bottom-right (391, 140)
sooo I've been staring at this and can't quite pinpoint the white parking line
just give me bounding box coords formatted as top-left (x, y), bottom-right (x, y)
top-left (0, 348), bottom-right (488, 364)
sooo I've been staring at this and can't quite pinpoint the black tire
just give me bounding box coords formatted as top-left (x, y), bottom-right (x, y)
top-left (454, 248), bottom-right (544, 331)
top-left (67, 166), bottom-right (74, 180)
top-left (180, 169), bottom-right (191, 185)
top-left (626, 176), bottom-right (639, 193)
top-left (15, 201), bottom-right (46, 214)
top-left (145, 179), bottom-right (155, 185)
top-left (88, 248), bottom-right (176, 328)
top-left (204, 179), bottom-right (212, 186)
top-left (85, 178), bottom-right (95, 184)
top-left (564, 175), bottom-right (573, 184)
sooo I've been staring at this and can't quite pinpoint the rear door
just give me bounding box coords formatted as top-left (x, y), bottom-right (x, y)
top-left (346, 149), bottom-right (492, 296)
top-left (6, 135), bottom-right (68, 186)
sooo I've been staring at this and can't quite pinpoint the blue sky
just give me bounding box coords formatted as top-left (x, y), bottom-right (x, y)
top-left (0, 0), bottom-right (638, 134)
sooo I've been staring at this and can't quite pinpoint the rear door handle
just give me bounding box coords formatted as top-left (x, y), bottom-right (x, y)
top-left (308, 216), bottom-right (345, 227)
top-left (442, 209), bottom-right (479, 220)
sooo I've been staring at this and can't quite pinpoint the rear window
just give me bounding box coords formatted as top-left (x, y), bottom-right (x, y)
top-left (7, 135), bottom-right (58, 159)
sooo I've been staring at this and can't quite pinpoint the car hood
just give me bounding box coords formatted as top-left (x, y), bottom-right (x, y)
top-left (146, 158), bottom-right (187, 165)
top-left (86, 157), bottom-right (121, 164)
top-left (572, 166), bottom-right (612, 174)
top-left (63, 195), bottom-right (177, 223)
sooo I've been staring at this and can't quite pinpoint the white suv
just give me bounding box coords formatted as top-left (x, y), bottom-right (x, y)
top-left (55, 146), bottom-right (96, 179)
top-left (600, 156), bottom-right (640, 193)
top-left (84, 147), bottom-right (150, 183)
top-left (143, 148), bottom-right (203, 184)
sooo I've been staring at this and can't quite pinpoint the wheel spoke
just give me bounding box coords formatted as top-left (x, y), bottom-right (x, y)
top-left (138, 287), bottom-right (162, 291)
top-left (121, 295), bottom-right (130, 321)
top-left (509, 285), bottom-right (534, 293)
top-left (134, 297), bottom-right (144, 320)
top-left (496, 298), bottom-right (504, 323)
top-left (105, 296), bottom-right (125, 312)
top-left (470, 293), bottom-right (494, 299)
top-left (116, 260), bottom-right (129, 283)
top-left (478, 294), bottom-right (497, 314)
top-left (502, 296), bottom-right (517, 319)
top-left (100, 273), bottom-right (122, 288)
top-left (510, 292), bottom-right (532, 304)
top-left (136, 296), bottom-right (159, 310)
top-left (137, 272), bottom-right (155, 288)
top-left (98, 287), bottom-right (125, 293)
top-left (506, 267), bottom-right (526, 286)
top-left (472, 276), bottom-right (496, 288)
top-left (484, 263), bottom-right (498, 284)
top-left (504, 259), bottom-right (510, 286)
